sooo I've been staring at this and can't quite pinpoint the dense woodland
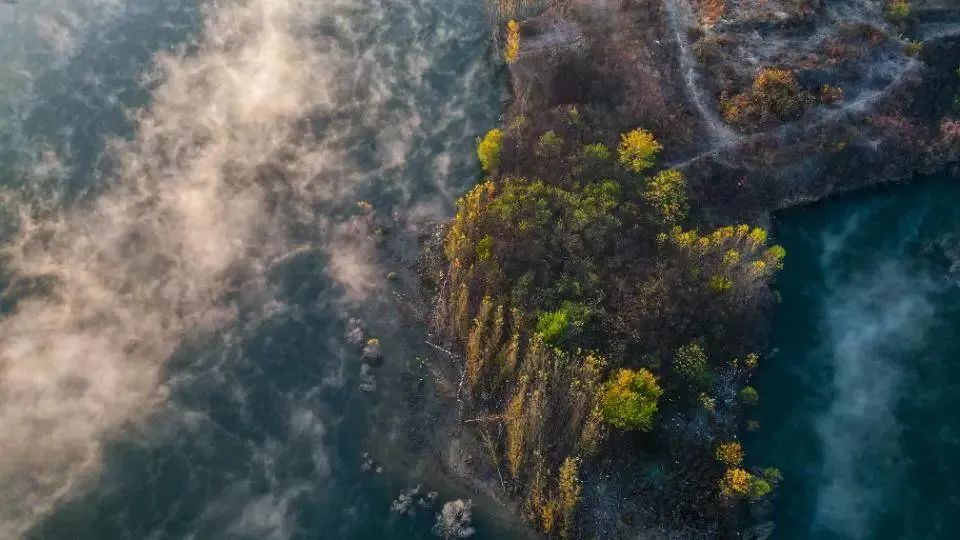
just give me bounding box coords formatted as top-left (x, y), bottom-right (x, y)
top-left (425, 114), bottom-right (784, 537)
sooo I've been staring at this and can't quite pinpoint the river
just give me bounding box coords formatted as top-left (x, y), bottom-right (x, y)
top-left (750, 175), bottom-right (960, 539)
top-left (4, 1), bottom-right (959, 539)
top-left (0, 0), bottom-right (530, 538)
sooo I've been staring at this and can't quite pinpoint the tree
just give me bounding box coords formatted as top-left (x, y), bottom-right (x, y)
top-left (885, 0), bottom-right (911, 21)
top-left (580, 142), bottom-right (611, 161)
top-left (477, 128), bottom-right (503, 172)
top-left (599, 368), bottom-right (663, 431)
top-left (535, 309), bottom-right (570, 346)
top-left (505, 20), bottom-right (521, 63)
top-left (557, 457), bottom-right (581, 538)
top-left (719, 467), bottom-right (751, 498)
top-left (433, 499), bottom-right (476, 538)
top-left (617, 128), bottom-right (662, 173)
top-left (644, 169), bottom-right (688, 227)
top-left (739, 385), bottom-right (759, 406)
top-left (674, 342), bottom-right (710, 389)
top-left (535, 302), bottom-right (591, 348)
top-left (535, 130), bottom-right (564, 158)
top-left (715, 441), bottom-right (744, 467)
top-left (721, 68), bottom-right (809, 128)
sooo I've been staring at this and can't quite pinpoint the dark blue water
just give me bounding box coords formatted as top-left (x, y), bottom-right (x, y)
top-left (750, 176), bottom-right (960, 539)
top-left (0, 1), bottom-right (528, 538)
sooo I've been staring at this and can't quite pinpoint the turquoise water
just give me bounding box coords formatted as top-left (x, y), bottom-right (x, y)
top-left (750, 176), bottom-right (960, 539)
top-left (0, 1), bottom-right (527, 538)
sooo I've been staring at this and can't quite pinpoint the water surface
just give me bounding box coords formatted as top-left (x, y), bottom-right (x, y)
top-left (751, 176), bottom-right (960, 539)
top-left (0, 1), bottom-right (523, 538)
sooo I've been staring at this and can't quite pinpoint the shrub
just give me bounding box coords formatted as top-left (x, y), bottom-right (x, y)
top-left (477, 128), bottom-right (503, 172)
top-left (715, 441), bottom-right (744, 467)
top-left (535, 130), bottom-right (565, 158)
top-left (643, 169), bottom-right (689, 227)
top-left (599, 368), bottom-right (663, 431)
top-left (739, 385), bottom-right (759, 406)
top-left (617, 128), bottom-right (662, 173)
top-left (505, 20), bottom-right (521, 63)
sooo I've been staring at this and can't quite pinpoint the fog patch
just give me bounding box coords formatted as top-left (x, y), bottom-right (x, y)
top-left (0, 0), bottom-right (344, 535)
top-left (812, 217), bottom-right (938, 538)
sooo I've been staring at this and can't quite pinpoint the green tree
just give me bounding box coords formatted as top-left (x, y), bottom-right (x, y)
top-left (617, 128), bottom-right (662, 173)
top-left (644, 169), bottom-right (689, 227)
top-left (580, 142), bottom-right (611, 161)
top-left (535, 130), bottom-right (564, 158)
top-left (535, 302), bottom-right (591, 347)
top-left (747, 477), bottom-right (772, 501)
top-left (477, 128), bottom-right (503, 172)
top-left (674, 342), bottom-right (710, 389)
top-left (599, 368), bottom-right (663, 431)
top-left (739, 385), bottom-right (759, 406)
top-left (885, 0), bottom-right (911, 21)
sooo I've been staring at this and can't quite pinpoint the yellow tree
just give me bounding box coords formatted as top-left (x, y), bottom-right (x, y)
top-left (505, 20), bottom-right (520, 63)
top-left (617, 128), bottom-right (662, 173)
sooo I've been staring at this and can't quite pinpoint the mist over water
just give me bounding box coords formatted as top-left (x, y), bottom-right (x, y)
top-left (750, 177), bottom-right (960, 540)
top-left (0, 0), bottom-right (513, 538)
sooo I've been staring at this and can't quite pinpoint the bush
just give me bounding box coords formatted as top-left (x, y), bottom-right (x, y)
top-left (599, 368), bottom-right (663, 431)
top-left (617, 128), bottom-right (662, 173)
top-left (478, 128), bottom-right (503, 173)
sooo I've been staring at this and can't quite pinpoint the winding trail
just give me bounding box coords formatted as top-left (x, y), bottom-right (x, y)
top-left (662, 0), bottom-right (739, 146)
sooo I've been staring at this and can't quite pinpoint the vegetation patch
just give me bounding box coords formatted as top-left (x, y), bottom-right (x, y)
top-left (428, 122), bottom-right (785, 536)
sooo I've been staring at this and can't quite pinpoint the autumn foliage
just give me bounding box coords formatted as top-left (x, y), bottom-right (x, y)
top-left (430, 126), bottom-right (784, 536)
